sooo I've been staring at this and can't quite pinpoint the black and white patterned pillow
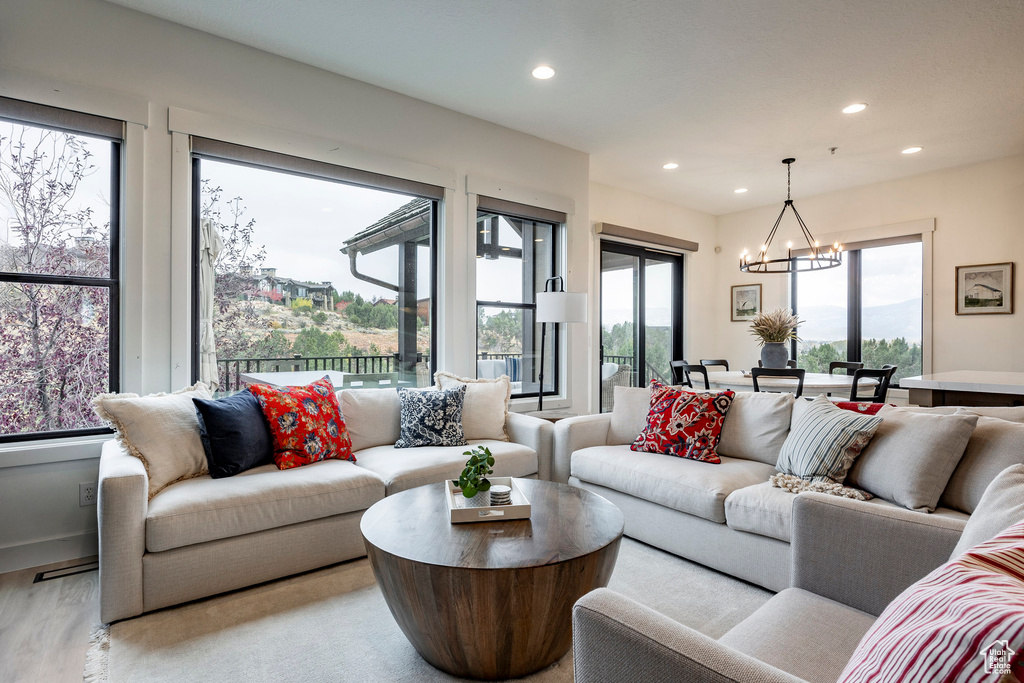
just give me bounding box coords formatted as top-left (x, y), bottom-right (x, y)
top-left (395, 386), bottom-right (468, 448)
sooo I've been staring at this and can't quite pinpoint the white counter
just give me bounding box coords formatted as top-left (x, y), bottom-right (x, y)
top-left (900, 371), bottom-right (1024, 395)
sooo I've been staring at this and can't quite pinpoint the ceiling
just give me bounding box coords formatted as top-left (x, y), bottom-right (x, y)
top-left (105, 0), bottom-right (1024, 215)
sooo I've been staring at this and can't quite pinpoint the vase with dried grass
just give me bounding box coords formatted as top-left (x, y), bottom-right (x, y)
top-left (749, 308), bottom-right (802, 369)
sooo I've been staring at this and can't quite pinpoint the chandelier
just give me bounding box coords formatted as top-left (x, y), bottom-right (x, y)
top-left (739, 158), bottom-right (842, 273)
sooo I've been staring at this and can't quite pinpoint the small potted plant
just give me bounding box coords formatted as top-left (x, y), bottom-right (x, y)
top-left (749, 308), bottom-right (802, 368)
top-left (454, 446), bottom-right (495, 507)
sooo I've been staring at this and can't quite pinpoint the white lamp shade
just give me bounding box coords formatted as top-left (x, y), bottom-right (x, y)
top-left (536, 291), bottom-right (588, 323)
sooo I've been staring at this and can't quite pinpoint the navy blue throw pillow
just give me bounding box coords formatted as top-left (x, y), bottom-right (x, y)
top-left (193, 391), bottom-right (273, 478)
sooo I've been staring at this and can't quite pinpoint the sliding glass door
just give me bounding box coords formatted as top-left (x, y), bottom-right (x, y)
top-left (599, 242), bottom-right (683, 412)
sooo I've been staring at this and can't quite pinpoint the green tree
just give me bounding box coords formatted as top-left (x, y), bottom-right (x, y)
top-left (291, 327), bottom-right (348, 357)
top-left (291, 297), bottom-right (313, 315)
top-left (311, 311), bottom-right (328, 325)
top-left (478, 309), bottom-right (523, 353)
top-left (339, 290), bottom-right (356, 302)
top-left (249, 329), bottom-right (293, 359)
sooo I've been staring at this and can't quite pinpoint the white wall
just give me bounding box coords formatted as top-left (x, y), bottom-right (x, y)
top-left (0, 0), bottom-right (590, 571)
top-left (589, 183), bottom-right (719, 378)
top-left (713, 154), bottom-right (1024, 371)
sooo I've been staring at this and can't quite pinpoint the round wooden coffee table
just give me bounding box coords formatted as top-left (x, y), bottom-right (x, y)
top-left (360, 479), bottom-right (623, 680)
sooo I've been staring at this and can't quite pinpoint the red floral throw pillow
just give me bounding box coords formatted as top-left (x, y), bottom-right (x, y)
top-left (248, 376), bottom-right (354, 469)
top-left (630, 381), bottom-right (735, 463)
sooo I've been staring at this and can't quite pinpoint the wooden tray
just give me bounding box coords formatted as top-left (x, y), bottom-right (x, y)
top-left (445, 477), bottom-right (531, 524)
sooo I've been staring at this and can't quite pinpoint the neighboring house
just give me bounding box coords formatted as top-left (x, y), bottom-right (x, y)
top-left (256, 267), bottom-right (334, 310)
top-left (373, 298), bottom-right (397, 307)
top-left (967, 283), bottom-right (1002, 300)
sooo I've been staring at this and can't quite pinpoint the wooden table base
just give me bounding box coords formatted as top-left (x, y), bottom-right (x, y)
top-left (366, 535), bottom-right (621, 680)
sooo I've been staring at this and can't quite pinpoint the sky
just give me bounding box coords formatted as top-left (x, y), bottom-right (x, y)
top-left (201, 158), bottom-right (431, 301)
top-left (601, 256), bottom-right (673, 328)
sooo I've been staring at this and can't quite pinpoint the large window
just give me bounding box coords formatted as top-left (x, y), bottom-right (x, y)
top-left (475, 199), bottom-right (564, 399)
top-left (0, 98), bottom-right (123, 441)
top-left (191, 140), bottom-right (440, 392)
top-left (794, 238), bottom-right (923, 385)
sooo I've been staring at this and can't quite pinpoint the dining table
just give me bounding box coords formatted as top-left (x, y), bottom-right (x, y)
top-left (704, 370), bottom-right (876, 397)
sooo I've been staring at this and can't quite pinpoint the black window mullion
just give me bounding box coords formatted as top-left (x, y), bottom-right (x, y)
top-left (637, 253), bottom-right (647, 386)
top-left (848, 250), bottom-right (862, 364)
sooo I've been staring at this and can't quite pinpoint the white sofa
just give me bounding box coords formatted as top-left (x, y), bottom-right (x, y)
top-left (97, 387), bottom-right (552, 623)
top-left (554, 386), bottom-right (1022, 592)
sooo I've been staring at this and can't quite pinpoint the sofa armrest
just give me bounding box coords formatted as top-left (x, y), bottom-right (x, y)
top-left (506, 411), bottom-right (554, 481)
top-left (573, 589), bottom-right (805, 683)
top-left (552, 413), bottom-right (612, 484)
top-left (98, 439), bottom-right (148, 623)
top-left (791, 492), bottom-right (966, 617)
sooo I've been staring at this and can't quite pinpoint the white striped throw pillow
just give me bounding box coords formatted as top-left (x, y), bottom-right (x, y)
top-left (776, 395), bottom-right (882, 484)
top-left (839, 519), bottom-right (1024, 682)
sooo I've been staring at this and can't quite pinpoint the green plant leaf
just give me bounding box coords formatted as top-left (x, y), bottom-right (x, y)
top-left (462, 485), bottom-right (477, 498)
top-left (486, 456), bottom-right (495, 466)
top-left (479, 479), bottom-right (491, 492)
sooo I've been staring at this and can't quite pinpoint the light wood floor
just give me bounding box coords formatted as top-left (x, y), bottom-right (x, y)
top-left (0, 556), bottom-right (99, 683)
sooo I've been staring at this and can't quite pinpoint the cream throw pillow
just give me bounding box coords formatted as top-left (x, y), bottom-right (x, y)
top-left (92, 382), bottom-right (212, 499)
top-left (435, 372), bottom-right (510, 441)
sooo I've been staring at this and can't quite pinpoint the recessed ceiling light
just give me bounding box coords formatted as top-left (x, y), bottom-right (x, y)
top-left (532, 65), bottom-right (555, 80)
top-left (662, 162), bottom-right (679, 170)
top-left (902, 146), bottom-right (923, 154)
top-left (734, 188), bottom-right (748, 194)
top-left (842, 103), bottom-right (868, 114)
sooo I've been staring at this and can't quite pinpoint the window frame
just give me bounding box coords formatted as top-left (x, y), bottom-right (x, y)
top-left (474, 207), bottom-right (563, 400)
top-left (791, 235), bottom-right (923, 386)
top-left (0, 99), bottom-right (123, 443)
top-left (188, 144), bottom-right (441, 389)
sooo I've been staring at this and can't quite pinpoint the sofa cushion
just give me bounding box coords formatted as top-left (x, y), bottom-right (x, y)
top-left (339, 388), bottom-right (400, 452)
top-left (436, 372), bottom-right (511, 441)
top-left (146, 460), bottom-right (384, 552)
top-left (941, 416), bottom-right (1024, 514)
top-left (725, 482), bottom-right (969, 544)
top-left (395, 385), bottom-right (467, 448)
top-left (609, 386), bottom-right (652, 445)
top-left (846, 406), bottom-right (978, 512)
top-left (719, 588), bottom-right (876, 683)
top-left (630, 383), bottom-right (735, 463)
top-left (354, 439), bottom-right (537, 495)
top-left (570, 445), bottom-right (775, 523)
top-left (776, 395), bottom-right (883, 484)
top-left (92, 382), bottom-right (213, 499)
top-left (952, 465), bottom-right (1024, 557)
top-left (250, 377), bottom-right (354, 469)
top-left (717, 392), bottom-right (793, 466)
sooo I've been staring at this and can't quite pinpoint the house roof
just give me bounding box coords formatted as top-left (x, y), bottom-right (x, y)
top-left (342, 197), bottom-right (431, 255)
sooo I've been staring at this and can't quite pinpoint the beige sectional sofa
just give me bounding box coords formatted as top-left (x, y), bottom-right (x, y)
top-left (97, 387), bottom-right (552, 623)
top-left (573, 465), bottom-right (1024, 683)
top-left (554, 386), bottom-right (1023, 592)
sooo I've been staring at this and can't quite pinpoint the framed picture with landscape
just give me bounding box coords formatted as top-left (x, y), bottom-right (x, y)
top-left (954, 262), bottom-right (1011, 315)
top-left (731, 284), bottom-right (761, 322)
top-left (955, 262), bottom-right (1014, 315)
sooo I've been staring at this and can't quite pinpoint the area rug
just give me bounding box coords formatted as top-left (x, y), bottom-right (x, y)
top-left (84, 538), bottom-right (771, 682)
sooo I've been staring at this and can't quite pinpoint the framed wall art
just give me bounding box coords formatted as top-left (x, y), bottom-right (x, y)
top-left (731, 283), bottom-right (762, 322)
top-left (955, 262), bottom-right (1014, 315)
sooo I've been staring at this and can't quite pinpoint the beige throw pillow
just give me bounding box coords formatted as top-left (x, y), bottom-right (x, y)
top-left (845, 406), bottom-right (978, 512)
top-left (940, 414), bottom-right (1024, 514)
top-left (951, 465), bottom-right (1024, 558)
top-left (92, 383), bottom-right (213, 499)
top-left (717, 392), bottom-right (794, 466)
top-left (608, 385), bottom-right (652, 445)
top-left (434, 372), bottom-right (510, 441)
top-left (338, 388), bottom-right (401, 452)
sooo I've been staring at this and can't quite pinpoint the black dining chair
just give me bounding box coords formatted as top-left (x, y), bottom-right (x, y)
top-left (758, 360), bottom-right (797, 369)
top-left (699, 359), bottom-right (730, 372)
top-left (829, 361), bottom-right (864, 376)
top-left (849, 368), bottom-right (892, 403)
top-left (751, 367), bottom-right (806, 399)
top-left (670, 360), bottom-right (710, 390)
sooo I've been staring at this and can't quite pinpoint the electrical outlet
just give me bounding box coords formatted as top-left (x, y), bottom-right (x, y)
top-left (80, 482), bottom-right (97, 506)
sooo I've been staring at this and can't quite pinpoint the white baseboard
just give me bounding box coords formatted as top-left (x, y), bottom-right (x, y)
top-left (0, 531), bottom-right (98, 574)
